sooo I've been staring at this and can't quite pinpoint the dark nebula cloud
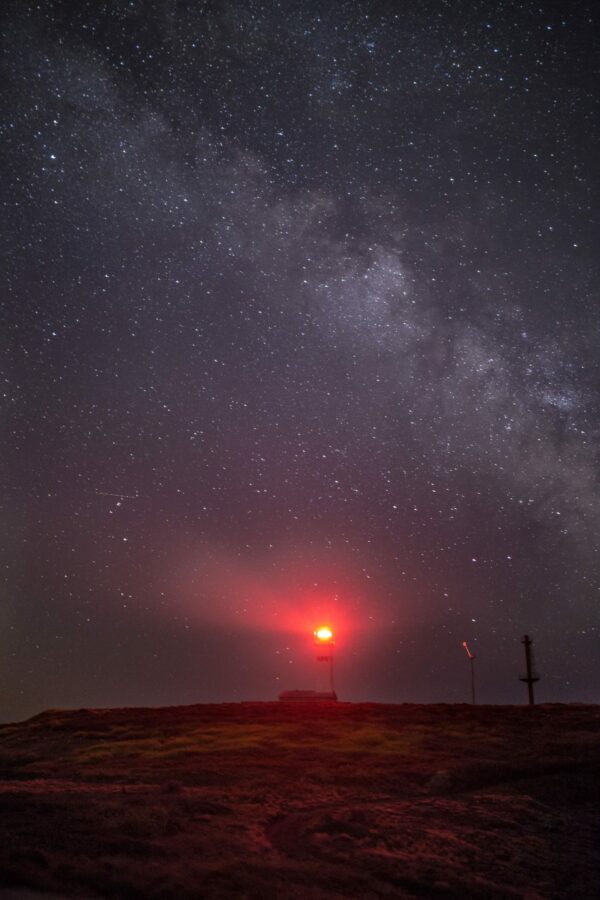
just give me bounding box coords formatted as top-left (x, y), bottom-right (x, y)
top-left (2, 1), bottom-right (599, 720)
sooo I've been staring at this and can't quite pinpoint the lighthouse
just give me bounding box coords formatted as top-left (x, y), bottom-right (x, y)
top-left (314, 626), bottom-right (336, 697)
top-left (278, 625), bottom-right (338, 701)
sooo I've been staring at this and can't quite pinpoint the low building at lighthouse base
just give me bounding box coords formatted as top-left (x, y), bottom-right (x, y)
top-left (278, 689), bottom-right (338, 701)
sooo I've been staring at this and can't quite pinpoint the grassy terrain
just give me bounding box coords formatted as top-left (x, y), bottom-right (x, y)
top-left (0, 702), bottom-right (598, 898)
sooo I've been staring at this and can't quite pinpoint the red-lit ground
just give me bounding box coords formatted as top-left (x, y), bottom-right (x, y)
top-left (0, 702), bottom-right (598, 898)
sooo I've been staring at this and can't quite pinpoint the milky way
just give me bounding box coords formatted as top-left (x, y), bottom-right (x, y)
top-left (2, 1), bottom-right (599, 720)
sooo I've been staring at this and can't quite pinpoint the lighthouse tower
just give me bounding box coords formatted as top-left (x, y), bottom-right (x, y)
top-left (314, 626), bottom-right (337, 699)
top-left (277, 625), bottom-right (339, 701)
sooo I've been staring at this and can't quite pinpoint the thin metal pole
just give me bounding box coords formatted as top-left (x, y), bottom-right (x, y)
top-left (519, 634), bottom-right (539, 705)
top-left (462, 641), bottom-right (476, 705)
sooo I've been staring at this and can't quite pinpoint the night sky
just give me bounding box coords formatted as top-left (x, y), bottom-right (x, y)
top-left (2, 1), bottom-right (599, 722)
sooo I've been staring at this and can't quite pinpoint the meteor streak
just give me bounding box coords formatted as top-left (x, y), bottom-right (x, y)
top-left (95, 492), bottom-right (139, 500)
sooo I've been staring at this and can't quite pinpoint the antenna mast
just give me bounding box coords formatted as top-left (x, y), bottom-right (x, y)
top-left (519, 634), bottom-right (540, 705)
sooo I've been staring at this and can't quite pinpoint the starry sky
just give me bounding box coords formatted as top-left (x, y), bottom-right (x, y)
top-left (2, 0), bottom-right (599, 721)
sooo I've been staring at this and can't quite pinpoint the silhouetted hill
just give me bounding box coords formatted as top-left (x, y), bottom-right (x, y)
top-left (0, 702), bottom-right (599, 898)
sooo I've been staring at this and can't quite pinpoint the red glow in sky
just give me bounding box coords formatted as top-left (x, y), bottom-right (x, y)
top-left (168, 537), bottom-right (382, 644)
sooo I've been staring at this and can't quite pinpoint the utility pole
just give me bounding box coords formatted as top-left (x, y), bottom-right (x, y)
top-left (519, 634), bottom-right (539, 705)
top-left (462, 641), bottom-right (476, 705)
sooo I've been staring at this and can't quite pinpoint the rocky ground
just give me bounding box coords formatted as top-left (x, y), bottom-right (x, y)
top-left (0, 702), bottom-right (598, 898)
